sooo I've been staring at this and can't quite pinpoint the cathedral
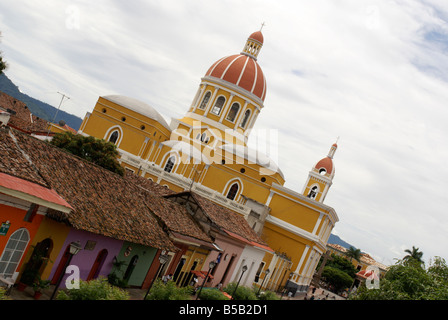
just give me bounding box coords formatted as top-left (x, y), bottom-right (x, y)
top-left (78, 29), bottom-right (339, 294)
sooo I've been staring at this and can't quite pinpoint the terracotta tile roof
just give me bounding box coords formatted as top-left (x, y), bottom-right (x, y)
top-left (166, 192), bottom-right (269, 248)
top-left (0, 126), bottom-right (48, 187)
top-left (0, 91), bottom-right (49, 133)
top-left (142, 194), bottom-right (213, 244)
top-left (124, 171), bottom-right (175, 197)
top-left (0, 127), bottom-right (177, 251)
top-left (327, 243), bottom-right (389, 270)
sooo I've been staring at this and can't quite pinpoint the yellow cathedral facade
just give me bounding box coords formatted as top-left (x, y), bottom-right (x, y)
top-left (78, 29), bottom-right (339, 294)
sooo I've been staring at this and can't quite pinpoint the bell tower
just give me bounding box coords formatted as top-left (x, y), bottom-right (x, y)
top-left (302, 143), bottom-right (338, 203)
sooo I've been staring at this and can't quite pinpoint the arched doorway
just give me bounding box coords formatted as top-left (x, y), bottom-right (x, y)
top-left (22, 238), bottom-right (53, 280)
top-left (87, 249), bottom-right (108, 281)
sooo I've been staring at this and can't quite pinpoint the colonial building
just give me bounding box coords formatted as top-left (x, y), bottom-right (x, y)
top-left (78, 29), bottom-right (340, 295)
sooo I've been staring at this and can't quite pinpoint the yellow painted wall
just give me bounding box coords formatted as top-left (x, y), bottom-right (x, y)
top-left (268, 193), bottom-right (320, 234)
top-left (262, 221), bottom-right (313, 274)
top-left (81, 97), bottom-right (171, 157)
top-left (24, 217), bottom-right (71, 280)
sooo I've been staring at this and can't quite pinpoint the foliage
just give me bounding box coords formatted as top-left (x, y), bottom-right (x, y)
top-left (349, 257), bottom-right (448, 300)
top-left (107, 259), bottom-right (128, 288)
top-left (0, 287), bottom-right (10, 300)
top-left (197, 288), bottom-right (230, 300)
top-left (323, 253), bottom-right (358, 278)
top-left (50, 131), bottom-right (124, 176)
top-left (32, 276), bottom-right (51, 292)
top-left (0, 31), bottom-right (7, 75)
top-left (257, 289), bottom-right (280, 300)
top-left (223, 282), bottom-right (258, 300)
top-left (145, 279), bottom-right (193, 300)
top-left (321, 266), bottom-right (353, 293)
top-left (346, 246), bottom-right (362, 262)
top-left (56, 278), bottom-right (130, 300)
top-left (403, 246), bottom-right (424, 267)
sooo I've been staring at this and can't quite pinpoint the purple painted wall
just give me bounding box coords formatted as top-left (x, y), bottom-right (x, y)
top-left (49, 228), bottom-right (123, 288)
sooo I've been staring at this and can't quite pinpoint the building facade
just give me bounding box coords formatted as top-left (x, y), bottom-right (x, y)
top-left (78, 30), bottom-right (340, 294)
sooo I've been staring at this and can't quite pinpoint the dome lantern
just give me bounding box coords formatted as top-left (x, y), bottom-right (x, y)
top-left (241, 31), bottom-right (264, 60)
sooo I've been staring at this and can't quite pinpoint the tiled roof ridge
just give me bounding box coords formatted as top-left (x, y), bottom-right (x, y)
top-left (147, 193), bottom-right (215, 244)
top-left (3, 127), bottom-right (52, 189)
top-left (6, 128), bottom-right (177, 251)
top-left (187, 192), bottom-right (269, 247)
top-left (12, 126), bottom-right (126, 180)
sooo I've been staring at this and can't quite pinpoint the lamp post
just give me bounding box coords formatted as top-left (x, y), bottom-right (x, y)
top-left (144, 252), bottom-right (170, 300)
top-left (257, 268), bottom-right (270, 295)
top-left (50, 241), bottom-right (82, 300)
top-left (195, 261), bottom-right (216, 300)
top-left (231, 265), bottom-right (247, 300)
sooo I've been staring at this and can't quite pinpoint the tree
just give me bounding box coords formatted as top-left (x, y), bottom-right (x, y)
top-left (321, 266), bottom-right (353, 293)
top-left (349, 256), bottom-right (448, 300)
top-left (0, 31), bottom-right (8, 74)
top-left (346, 246), bottom-right (362, 263)
top-left (50, 131), bottom-right (125, 176)
top-left (403, 246), bottom-right (424, 267)
top-left (325, 253), bottom-right (358, 278)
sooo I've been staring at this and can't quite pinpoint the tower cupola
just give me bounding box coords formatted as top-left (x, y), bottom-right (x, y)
top-left (302, 142), bottom-right (338, 203)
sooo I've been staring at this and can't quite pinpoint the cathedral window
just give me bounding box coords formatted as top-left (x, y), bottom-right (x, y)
top-left (226, 103), bottom-right (240, 122)
top-left (109, 130), bottom-right (119, 144)
top-left (199, 91), bottom-right (211, 109)
top-left (240, 109), bottom-right (251, 128)
top-left (307, 186), bottom-right (319, 199)
top-left (211, 96), bottom-right (226, 115)
top-left (164, 156), bottom-right (176, 173)
top-left (226, 183), bottom-right (239, 200)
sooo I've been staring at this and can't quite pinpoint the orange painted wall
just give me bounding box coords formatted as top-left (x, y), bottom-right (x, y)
top-left (0, 203), bottom-right (44, 271)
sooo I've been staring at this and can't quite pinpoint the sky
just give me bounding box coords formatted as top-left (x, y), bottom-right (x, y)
top-left (1, 0), bottom-right (448, 267)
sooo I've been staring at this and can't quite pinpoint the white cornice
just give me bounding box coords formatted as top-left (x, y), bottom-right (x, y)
top-left (266, 215), bottom-right (326, 252)
top-left (201, 76), bottom-right (264, 110)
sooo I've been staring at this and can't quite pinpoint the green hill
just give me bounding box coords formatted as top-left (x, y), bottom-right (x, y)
top-left (0, 73), bottom-right (83, 130)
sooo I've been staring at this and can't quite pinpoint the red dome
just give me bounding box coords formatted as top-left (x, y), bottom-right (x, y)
top-left (248, 31), bottom-right (264, 44)
top-left (205, 54), bottom-right (267, 101)
top-left (315, 157), bottom-right (334, 175)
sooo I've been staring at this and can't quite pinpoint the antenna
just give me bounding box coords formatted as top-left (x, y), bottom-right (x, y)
top-left (45, 91), bottom-right (70, 139)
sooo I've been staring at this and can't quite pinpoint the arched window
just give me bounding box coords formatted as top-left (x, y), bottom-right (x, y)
top-left (226, 183), bottom-right (239, 200)
top-left (0, 228), bottom-right (30, 277)
top-left (211, 96), bottom-right (226, 115)
top-left (307, 186), bottom-right (319, 199)
top-left (109, 130), bottom-right (119, 144)
top-left (164, 156), bottom-right (176, 173)
top-left (240, 109), bottom-right (251, 128)
top-left (199, 91), bottom-right (211, 109)
top-left (226, 103), bottom-right (240, 122)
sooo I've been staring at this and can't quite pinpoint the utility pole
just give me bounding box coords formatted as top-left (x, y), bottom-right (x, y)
top-left (46, 91), bottom-right (70, 139)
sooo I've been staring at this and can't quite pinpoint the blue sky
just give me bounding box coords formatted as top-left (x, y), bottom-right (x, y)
top-left (1, 0), bottom-right (448, 266)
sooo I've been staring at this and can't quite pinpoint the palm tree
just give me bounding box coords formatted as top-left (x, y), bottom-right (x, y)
top-left (403, 246), bottom-right (424, 266)
top-left (346, 246), bottom-right (362, 263)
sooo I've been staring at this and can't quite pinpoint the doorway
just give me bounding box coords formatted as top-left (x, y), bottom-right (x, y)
top-left (87, 249), bottom-right (108, 281)
top-left (123, 255), bottom-right (139, 282)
